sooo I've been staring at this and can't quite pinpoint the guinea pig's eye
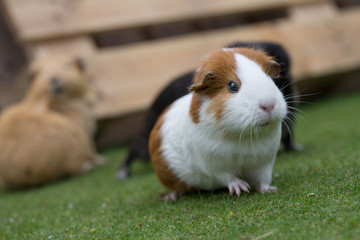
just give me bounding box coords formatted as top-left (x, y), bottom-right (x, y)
top-left (227, 81), bottom-right (240, 93)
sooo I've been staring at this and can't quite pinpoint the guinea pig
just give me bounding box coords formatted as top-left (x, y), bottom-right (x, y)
top-left (28, 57), bottom-right (98, 138)
top-left (0, 56), bottom-right (104, 189)
top-left (117, 41), bottom-right (299, 180)
top-left (149, 47), bottom-right (287, 201)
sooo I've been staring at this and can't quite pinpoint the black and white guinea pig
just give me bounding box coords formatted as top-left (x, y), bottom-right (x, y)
top-left (117, 41), bottom-right (299, 180)
top-left (149, 47), bottom-right (287, 201)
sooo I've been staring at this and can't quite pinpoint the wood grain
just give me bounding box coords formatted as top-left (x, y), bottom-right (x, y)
top-left (3, 0), bottom-right (327, 41)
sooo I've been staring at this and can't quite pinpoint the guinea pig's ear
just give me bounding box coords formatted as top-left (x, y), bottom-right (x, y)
top-left (189, 71), bottom-right (216, 92)
top-left (74, 57), bottom-right (86, 72)
top-left (267, 60), bottom-right (281, 79)
top-left (50, 76), bottom-right (64, 96)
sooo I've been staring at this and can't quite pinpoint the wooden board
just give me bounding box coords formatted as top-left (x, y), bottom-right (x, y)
top-left (3, 0), bottom-right (327, 41)
top-left (27, 36), bottom-right (96, 59)
top-left (83, 5), bottom-right (360, 118)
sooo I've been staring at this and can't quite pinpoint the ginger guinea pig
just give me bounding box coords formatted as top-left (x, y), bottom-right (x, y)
top-left (28, 56), bottom-right (98, 138)
top-left (0, 56), bottom-right (104, 189)
top-left (149, 48), bottom-right (287, 201)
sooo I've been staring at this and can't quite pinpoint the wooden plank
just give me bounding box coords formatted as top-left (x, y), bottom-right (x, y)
top-left (286, 6), bottom-right (360, 78)
top-left (85, 6), bottom-right (360, 119)
top-left (289, 1), bottom-right (338, 23)
top-left (26, 36), bottom-right (96, 59)
top-left (3, 0), bottom-right (328, 42)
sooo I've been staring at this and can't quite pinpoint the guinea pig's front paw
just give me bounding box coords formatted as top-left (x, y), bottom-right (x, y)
top-left (94, 155), bottom-right (107, 165)
top-left (259, 185), bottom-right (277, 194)
top-left (163, 192), bottom-right (182, 202)
top-left (228, 178), bottom-right (251, 196)
top-left (81, 160), bottom-right (94, 173)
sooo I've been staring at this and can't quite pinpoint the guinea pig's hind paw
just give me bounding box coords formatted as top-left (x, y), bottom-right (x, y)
top-left (94, 155), bottom-right (107, 165)
top-left (116, 167), bottom-right (130, 180)
top-left (163, 192), bottom-right (182, 202)
top-left (286, 143), bottom-right (303, 152)
top-left (260, 185), bottom-right (277, 194)
top-left (228, 179), bottom-right (251, 196)
top-left (293, 144), bottom-right (304, 152)
top-left (81, 161), bottom-right (94, 173)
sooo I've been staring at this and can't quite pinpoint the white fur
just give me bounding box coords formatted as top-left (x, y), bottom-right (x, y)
top-left (159, 51), bottom-right (287, 194)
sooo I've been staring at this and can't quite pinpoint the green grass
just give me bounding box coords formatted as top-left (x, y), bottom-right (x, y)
top-left (1, 92), bottom-right (360, 240)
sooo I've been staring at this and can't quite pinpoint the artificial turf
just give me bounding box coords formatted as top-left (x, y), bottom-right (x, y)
top-left (0, 92), bottom-right (359, 240)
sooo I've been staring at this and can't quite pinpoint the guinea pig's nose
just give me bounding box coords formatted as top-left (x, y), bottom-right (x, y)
top-left (259, 103), bottom-right (275, 113)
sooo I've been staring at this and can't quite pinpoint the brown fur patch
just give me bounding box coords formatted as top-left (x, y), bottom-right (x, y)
top-left (233, 48), bottom-right (280, 78)
top-left (0, 105), bottom-right (92, 188)
top-left (149, 107), bottom-right (193, 193)
top-left (189, 94), bottom-right (202, 123)
top-left (188, 48), bottom-right (280, 122)
top-left (190, 49), bottom-right (239, 96)
top-left (189, 49), bottom-right (240, 122)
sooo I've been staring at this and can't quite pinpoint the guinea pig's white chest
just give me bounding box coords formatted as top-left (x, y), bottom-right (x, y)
top-left (160, 93), bottom-right (281, 190)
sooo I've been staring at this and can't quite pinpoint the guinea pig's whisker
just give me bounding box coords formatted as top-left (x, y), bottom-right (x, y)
top-left (299, 92), bottom-right (322, 98)
top-left (249, 126), bottom-right (252, 141)
top-left (284, 90), bottom-right (322, 103)
top-left (279, 80), bottom-right (294, 92)
top-left (286, 106), bottom-right (300, 115)
top-left (283, 116), bottom-right (295, 128)
top-left (286, 112), bottom-right (302, 123)
top-left (287, 86), bottom-right (309, 95)
top-left (285, 99), bottom-right (310, 104)
top-left (253, 126), bottom-right (258, 140)
top-left (287, 107), bottom-right (307, 120)
top-left (250, 126), bottom-right (257, 156)
top-left (283, 94), bottom-right (297, 100)
top-left (258, 127), bottom-right (268, 152)
top-left (284, 97), bottom-right (314, 105)
top-left (282, 120), bottom-right (293, 142)
top-left (287, 105), bottom-right (306, 115)
top-left (238, 127), bottom-right (246, 145)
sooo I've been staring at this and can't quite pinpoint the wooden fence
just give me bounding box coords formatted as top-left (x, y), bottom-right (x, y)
top-left (1, 0), bottom-right (360, 147)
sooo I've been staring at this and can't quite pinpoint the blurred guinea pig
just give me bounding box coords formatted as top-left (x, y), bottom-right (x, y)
top-left (117, 41), bottom-right (299, 180)
top-left (150, 47), bottom-right (287, 201)
top-left (28, 57), bottom-right (98, 138)
top-left (0, 56), bottom-right (105, 189)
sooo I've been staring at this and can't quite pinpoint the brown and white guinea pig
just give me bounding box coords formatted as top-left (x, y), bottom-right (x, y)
top-left (0, 56), bottom-right (104, 189)
top-left (149, 48), bottom-right (287, 201)
top-left (118, 41), bottom-right (299, 180)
